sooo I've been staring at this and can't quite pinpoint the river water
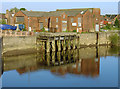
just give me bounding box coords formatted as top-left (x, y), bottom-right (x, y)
top-left (0, 46), bottom-right (119, 87)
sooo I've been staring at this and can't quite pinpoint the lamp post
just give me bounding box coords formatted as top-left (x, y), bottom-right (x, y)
top-left (28, 17), bottom-right (29, 31)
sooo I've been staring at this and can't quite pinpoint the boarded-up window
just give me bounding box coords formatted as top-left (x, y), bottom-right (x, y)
top-left (16, 17), bottom-right (24, 22)
top-left (78, 17), bottom-right (81, 27)
top-left (71, 18), bottom-right (74, 23)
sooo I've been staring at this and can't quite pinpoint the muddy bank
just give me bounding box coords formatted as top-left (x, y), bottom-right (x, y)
top-left (2, 48), bottom-right (39, 57)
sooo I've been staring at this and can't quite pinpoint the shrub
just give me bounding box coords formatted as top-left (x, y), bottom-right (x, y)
top-left (41, 27), bottom-right (45, 32)
top-left (114, 18), bottom-right (119, 28)
top-left (106, 23), bottom-right (111, 30)
top-left (0, 19), bottom-right (6, 24)
top-left (109, 34), bottom-right (118, 46)
top-left (73, 30), bottom-right (76, 32)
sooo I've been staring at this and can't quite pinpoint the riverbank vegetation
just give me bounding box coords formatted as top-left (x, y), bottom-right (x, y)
top-left (109, 33), bottom-right (119, 46)
top-left (101, 18), bottom-right (120, 30)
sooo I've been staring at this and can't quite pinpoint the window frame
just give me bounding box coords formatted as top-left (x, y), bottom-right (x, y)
top-left (78, 17), bottom-right (82, 27)
top-left (71, 18), bottom-right (74, 23)
top-left (56, 18), bottom-right (58, 23)
top-left (16, 16), bottom-right (24, 23)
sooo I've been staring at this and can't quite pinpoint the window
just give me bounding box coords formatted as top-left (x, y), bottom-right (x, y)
top-left (89, 9), bottom-right (93, 13)
top-left (56, 25), bottom-right (58, 29)
top-left (16, 16), bottom-right (24, 22)
top-left (45, 19), bottom-right (47, 22)
top-left (63, 15), bottom-right (65, 19)
top-left (78, 17), bottom-right (81, 27)
top-left (71, 18), bottom-right (74, 23)
top-left (56, 18), bottom-right (58, 22)
top-left (40, 22), bottom-right (43, 30)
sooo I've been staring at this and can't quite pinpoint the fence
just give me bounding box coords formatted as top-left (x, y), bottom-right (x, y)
top-left (0, 30), bottom-right (34, 37)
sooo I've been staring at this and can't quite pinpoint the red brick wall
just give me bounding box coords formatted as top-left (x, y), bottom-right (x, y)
top-left (14, 11), bottom-right (29, 31)
top-left (14, 9), bottom-right (100, 32)
top-left (14, 11), bottom-right (39, 31)
top-left (82, 8), bottom-right (100, 32)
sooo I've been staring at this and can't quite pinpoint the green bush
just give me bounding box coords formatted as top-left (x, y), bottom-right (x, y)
top-left (106, 23), bottom-right (111, 30)
top-left (73, 30), bottom-right (76, 32)
top-left (109, 34), bottom-right (118, 46)
top-left (114, 18), bottom-right (119, 28)
top-left (41, 27), bottom-right (45, 32)
top-left (0, 19), bottom-right (6, 24)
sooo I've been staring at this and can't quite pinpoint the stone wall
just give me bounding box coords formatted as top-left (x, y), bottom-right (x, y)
top-left (1, 32), bottom-right (119, 56)
top-left (78, 32), bottom-right (119, 46)
top-left (0, 37), bottom-right (2, 76)
top-left (2, 36), bottom-right (36, 54)
top-left (78, 33), bottom-right (97, 46)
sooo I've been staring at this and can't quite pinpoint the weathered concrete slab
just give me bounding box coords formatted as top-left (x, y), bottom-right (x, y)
top-left (2, 36), bottom-right (36, 54)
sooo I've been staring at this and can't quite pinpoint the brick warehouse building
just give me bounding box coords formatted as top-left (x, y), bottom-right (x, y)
top-left (14, 8), bottom-right (100, 32)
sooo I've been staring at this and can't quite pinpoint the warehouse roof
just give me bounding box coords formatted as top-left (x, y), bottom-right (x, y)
top-left (20, 8), bottom-right (93, 17)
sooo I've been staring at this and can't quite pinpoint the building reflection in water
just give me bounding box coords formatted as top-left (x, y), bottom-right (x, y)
top-left (2, 46), bottom-right (118, 78)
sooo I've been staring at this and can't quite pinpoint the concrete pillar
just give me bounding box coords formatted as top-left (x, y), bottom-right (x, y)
top-left (52, 52), bottom-right (55, 65)
top-left (46, 39), bottom-right (50, 52)
top-left (57, 36), bottom-right (61, 52)
top-left (52, 37), bottom-right (55, 52)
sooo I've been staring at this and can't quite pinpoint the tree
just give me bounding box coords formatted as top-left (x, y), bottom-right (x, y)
top-left (106, 23), bottom-right (111, 29)
top-left (114, 18), bottom-right (119, 28)
top-left (20, 8), bottom-right (26, 11)
top-left (0, 19), bottom-right (6, 24)
top-left (10, 7), bottom-right (19, 13)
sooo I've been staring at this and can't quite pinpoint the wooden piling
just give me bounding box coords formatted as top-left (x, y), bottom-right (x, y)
top-left (57, 52), bottom-right (61, 65)
top-left (67, 50), bottom-right (71, 63)
top-left (57, 36), bottom-right (61, 52)
top-left (62, 51), bottom-right (66, 64)
top-left (52, 37), bottom-right (55, 52)
top-left (46, 52), bottom-right (50, 66)
top-left (77, 36), bottom-right (80, 49)
top-left (73, 36), bottom-right (76, 49)
top-left (68, 36), bottom-right (71, 50)
top-left (52, 52), bottom-right (55, 65)
top-left (46, 39), bottom-right (50, 52)
top-left (63, 36), bottom-right (66, 51)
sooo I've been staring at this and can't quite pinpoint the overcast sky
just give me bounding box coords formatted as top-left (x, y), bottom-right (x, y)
top-left (0, 0), bottom-right (119, 15)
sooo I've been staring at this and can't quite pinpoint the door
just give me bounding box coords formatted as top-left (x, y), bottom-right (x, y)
top-left (95, 24), bottom-right (99, 32)
top-left (62, 24), bottom-right (67, 31)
